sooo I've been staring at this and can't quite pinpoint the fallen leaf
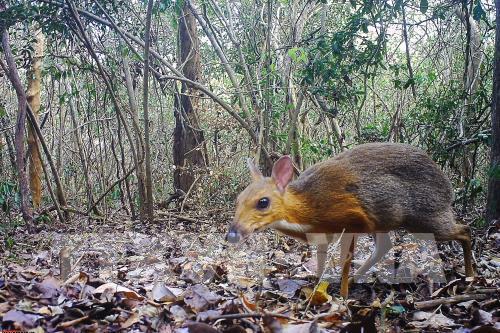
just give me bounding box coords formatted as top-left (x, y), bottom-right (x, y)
top-left (277, 279), bottom-right (308, 298)
top-left (0, 302), bottom-right (12, 314)
top-left (409, 311), bottom-right (455, 329)
top-left (38, 306), bottom-right (52, 315)
top-left (184, 284), bottom-right (222, 312)
top-left (93, 282), bottom-right (144, 300)
top-left (302, 280), bottom-right (331, 305)
top-left (152, 282), bottom-right (177, 302)
top-left (183, 322), bottom-right (220, 333)
top-left (170, 305), bottom-right (189, 322)
top-left (241, 293), bottom-right (257, 311)
top-left (33, 276), bottom-right (61, 299)
top-left (2, 309), bottom-right (42, 328)
top-left (121, 312), bottom-right (140, 329)
top-left (196, 309), bottom-right (221, 322)
top-left (283, 322), bottom-right (323, 333)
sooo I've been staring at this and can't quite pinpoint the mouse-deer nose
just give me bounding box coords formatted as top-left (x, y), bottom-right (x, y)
top-left (226, 226), bottom-right (241, 243)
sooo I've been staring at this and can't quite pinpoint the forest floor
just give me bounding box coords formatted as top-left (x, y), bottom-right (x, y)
top-left (0, 210), bottom-right (499, 332)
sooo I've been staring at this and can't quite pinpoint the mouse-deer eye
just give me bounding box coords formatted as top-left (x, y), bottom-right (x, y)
top-left (256, 197), bottom-right (270, 210)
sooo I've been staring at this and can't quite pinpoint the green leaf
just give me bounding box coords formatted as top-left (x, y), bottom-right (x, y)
top-left (0, 105), bottom-right (5, 117)
top-left (288, 47), bottom-right (307, 63)
top-left (473, 1), bottom-right (485, 21)
top-left (419, 0), bottom-right (428, 13)
top-left (403, 78), bottom-right (415, 89)
top-left (288, 47), bottom-right (299, 61)
top-left (361, 22), bottom-right (368, 33)
top-left (388, 305), bottom-right (406, 315)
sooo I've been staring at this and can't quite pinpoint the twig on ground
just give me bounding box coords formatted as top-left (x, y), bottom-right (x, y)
top-left (414, 293), bottom-right (490, 310)
top-left (56, 315), bottom-right (90, 329)
top-left (207, 312), bottom-right (307, 323)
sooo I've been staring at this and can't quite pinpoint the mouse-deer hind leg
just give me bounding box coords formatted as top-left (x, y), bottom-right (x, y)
top-left (353, 233), bottom-right (392, 281)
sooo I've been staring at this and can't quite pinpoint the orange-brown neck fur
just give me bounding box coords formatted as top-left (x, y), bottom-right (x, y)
top-left (275, 167), bottom-right (378, 236)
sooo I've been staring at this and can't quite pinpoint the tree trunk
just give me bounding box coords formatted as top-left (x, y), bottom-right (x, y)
top-left (0, 30), bottom-right (33, 223)
top-left (142, 0), bottom-right (155, 218)
top-left (173, 3), bottom-right (208, 192)
top-left (26, 29), bottom-right (45, 208)
top-left (487, 0), bottom-right (500, 222)
top-left (123, 57), bottom-right (147, 221)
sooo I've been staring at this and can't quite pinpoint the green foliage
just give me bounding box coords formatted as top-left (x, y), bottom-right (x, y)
top-left (473, 0), bottom-right (486, 21)
top-left (111, 185), bottom-right (122, 201)
top-left (35, 214), bottom-right (52, 224)
top-left (419, 0), bottom-right (428, 14)
top-left (0, 181), bottom-right (17, 214)
top-left (303, 0), bottom-right (395, 103)
top-left (472, 217), bottom-right (487, 228)
top-left (288, 47), bottom-right (308, 64)
top-left (360, 123), bottom-right (389, 142)
top-left (0, 181), bottom-right (23, 251)
top-left (4, 237), bottom-right (15, 250)
top-left (158, 0), bottom-right (184, 29)
top-left (300, 136), bottom-right (334, 162)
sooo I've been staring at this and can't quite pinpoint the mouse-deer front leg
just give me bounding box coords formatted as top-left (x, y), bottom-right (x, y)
top-left (316, 243), bottom-right (328, 277)
top-left (339, 233), bottom-right (357, 298)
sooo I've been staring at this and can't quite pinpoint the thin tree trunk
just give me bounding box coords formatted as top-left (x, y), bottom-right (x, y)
top-left (262, 0), bottom-right (273, 175)
top-left (26, 29), bottom-right (45, 208)
top-left (45, 0), bottom-right (258, 146)
top-left (117, 119), bottom-right (135, 217)
top-left (0, 30), bottom-right (33, 223)
top-left (0, 129), bottom-right (3, 176)
top-left (142, 0), bottom-right (155, 218)
top-left (123, 57), bottom-right (147, 221)
top-left (487, 0), bottom-right (500, 222)
top-left (59, 66), bottom-right (98, 215)
top-left (314, 95), bottom-right (345, 151)
top-left (402, 5), bottom-right (416, 100)
top-left (173, 2), bottom-right (208, 192)
top-left (25, 103), bottom-right (68, 216)
top-left (65, 0), bottom-right (142, 218)
top-left (4, 130), bottom-right (16, 172)
top-left (187, 0), bottom-right (251, 121)
top-left (283, 0), bottom-right (313, 165)
top-left (35, 140), bottom-right (65, 223)
top-left (456, 4), bottom-right (484, 209)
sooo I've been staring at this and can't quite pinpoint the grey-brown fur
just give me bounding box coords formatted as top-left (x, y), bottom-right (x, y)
top-left (290, 143), bottom-right (468, 241)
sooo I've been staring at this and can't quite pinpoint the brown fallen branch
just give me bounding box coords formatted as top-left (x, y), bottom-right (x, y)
top-left (414, 293), bottom-right (490, 310)
top-left (56, 315), bottom-right (90, 329)
top-left (206, 312), bottom-right (306, 323)
top-left (470, 288), bottom-right (499, 294)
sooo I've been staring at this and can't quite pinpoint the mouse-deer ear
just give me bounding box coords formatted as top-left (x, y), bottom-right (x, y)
top-left (271, 155), bottom-right (293, 193)
top-left (247, 158), bottom-right (263, 181)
